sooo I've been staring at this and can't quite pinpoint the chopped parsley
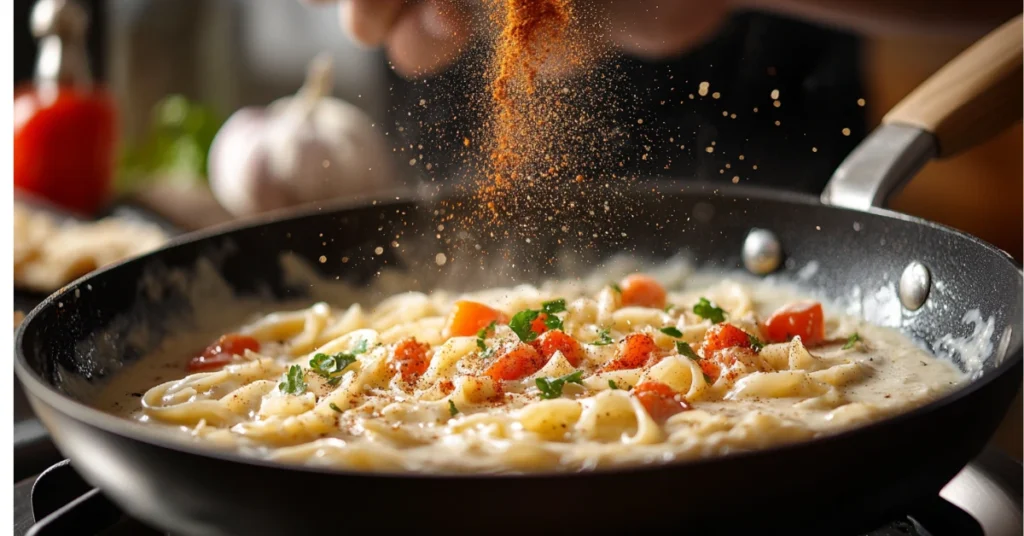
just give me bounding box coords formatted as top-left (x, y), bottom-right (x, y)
top-left (509, 299), bottom-right (567, 342)
top-left (509, 310), bottom-right (541, 342)
top-left (842, 333), bottom-right (861, 350)
top-left (309, 352), bottom-right (358, 385)
top-left (610, 283), bottom-right (622, 294)
top-left (676, 341), bottom-right (701, 361)
top-left (747, 333), bottom-right (764, 352)
top-left (541, 299), bottom-right (567, 314)
top-left (703, 372), bottom-right (714, 384)
top-left (536, 370), bottom-right (584, 399)
top-left (351, 339), bottom-right (368, 354)
top-left (593, 328), bottom-right (614, 346)
top-left (693, 297), bottom-right (726, 324)
top-left (329, 402), bottom-right (342, 413)
top-left (664, 304), bottom-right (676, 313)
top-left (608, 379), bottom-right (619, 390)
top-left (448, 400), bottom-right (459, 416)
top-left (278, 365), bottom-right (306, 395)
top-left (659, 326), bottom-right (683, 338)
top-left (476, 320), bottom-right (497, 352)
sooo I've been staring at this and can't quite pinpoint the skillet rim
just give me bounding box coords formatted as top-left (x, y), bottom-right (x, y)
top-left (13, 180), bottom-right (1024, 480)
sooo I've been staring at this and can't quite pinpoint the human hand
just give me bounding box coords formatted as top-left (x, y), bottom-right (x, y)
top-left (309, 0), bottom-right (730, 79)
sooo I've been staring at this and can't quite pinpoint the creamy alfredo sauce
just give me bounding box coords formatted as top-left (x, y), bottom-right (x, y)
top-left (95, 264), bottom-right (965, 474)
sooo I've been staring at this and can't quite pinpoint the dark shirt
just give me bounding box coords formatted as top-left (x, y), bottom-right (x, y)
top-left (387, 11), bottom-right (867, 196)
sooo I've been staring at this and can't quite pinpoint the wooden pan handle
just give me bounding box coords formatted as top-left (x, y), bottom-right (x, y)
top-left (884, 14), bottom-right (1023, 157)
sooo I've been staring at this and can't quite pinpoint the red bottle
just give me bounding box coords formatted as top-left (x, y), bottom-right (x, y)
top-left (14, 0), bottom-right (117, 216)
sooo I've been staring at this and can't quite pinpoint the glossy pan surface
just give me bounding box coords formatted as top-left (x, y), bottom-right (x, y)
top-left (15, 182), bottom-right (1023, 535)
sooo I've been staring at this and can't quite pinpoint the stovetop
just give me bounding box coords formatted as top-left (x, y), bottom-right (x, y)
top-left (13, 446), bottom-right (1022, 536)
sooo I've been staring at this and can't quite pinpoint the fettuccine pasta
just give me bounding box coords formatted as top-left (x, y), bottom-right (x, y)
top-left (107, 270), bottom-right (964, 473)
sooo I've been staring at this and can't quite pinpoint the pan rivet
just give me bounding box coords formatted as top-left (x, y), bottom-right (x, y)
top-left (899, 261), bottom-right (931, 311)
top-left (742, 229), bottom-right (782, 275)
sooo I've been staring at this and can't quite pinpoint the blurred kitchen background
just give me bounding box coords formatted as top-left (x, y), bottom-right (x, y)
top-left (14, 0), bottom-right (1021, 257)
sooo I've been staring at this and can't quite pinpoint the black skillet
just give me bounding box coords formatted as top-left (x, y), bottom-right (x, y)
top-left (15, 15), bottom-right (1024, 536)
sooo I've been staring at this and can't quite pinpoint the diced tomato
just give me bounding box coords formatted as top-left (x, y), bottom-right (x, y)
top-left (700, 323), bottom-right (752, 358)
top-left (530, 312), bottom-right (550, 336)
top-left (762, 301), bottom-right (825, 345)
top-left (532, 330), bottom-right (584, 366)
top-left (485, 343), bottom-right (549, 382)
top-left (699, 359), bottom-right (722, 383)
top-left (390, 338), bottom-right (432, 383)
top-left (442, 301), bottom-right (509, 339)
top-left (634, 381), bottom-right (691, 422)
top-left (619, 274), bottom-right (667, 309)
top-left (188, 334), bottom-right (260, 372)
top-left (602, 333), bottom-right (658, 371)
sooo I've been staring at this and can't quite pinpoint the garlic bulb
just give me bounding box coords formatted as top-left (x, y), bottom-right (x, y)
top-left (208, 54), bottom-right (395, 217)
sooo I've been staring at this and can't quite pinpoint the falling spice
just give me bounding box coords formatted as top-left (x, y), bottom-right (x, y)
top-left (487, 0), bottom-right (572, 192)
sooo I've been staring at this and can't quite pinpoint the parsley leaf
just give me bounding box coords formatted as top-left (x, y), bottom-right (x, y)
top-left (536, 370), bottom-right (585, 399)
top-left (448, 400), bottom-right (459, 417)
top-left (476, 320), bottom-right (497, 351)
top-left (509, 309), bottom-right (541, 342)
top-left (543, 313), bottom-right (564, 331)
top-left (608, 379), bottom-right (619, 390)
top-left (541, 299), bottom-right (567, 314)
top-left (676, 341), bottom-right (701, 361)
top-left (703, 372), bottom-right (714, 384)
top-left (610, 283), bottom-right (622, 294)
top-left (693, 297), bottom-right (726, 324)
top-left (659, 326), bottom-right (683, 338)
top-left (309, 352), bottom-right (358, 385)
top-left (329, 402), bottom-right (342, 412)
top-left (747, 333), bottom-right (764, 352)
top-left (593, 328), bottom-right (614, 346)
top-left (278, 365), bottom-right (306, 395)
top-left (351, 339), bottom-right (368, 354)
top-left (664, 304), bottom-right (675, 313)
top-left (842, 333), bottom-right (861, 350)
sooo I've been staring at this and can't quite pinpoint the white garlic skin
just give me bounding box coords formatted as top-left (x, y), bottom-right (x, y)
top-left (208, 94), bottom-right (395, 218)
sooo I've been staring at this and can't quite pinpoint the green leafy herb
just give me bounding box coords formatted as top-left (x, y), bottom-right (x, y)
top-left (608, 379), bottom-right (619, 390)
top-left (659, 326), bottom-right (683, 338)
top-left (611, 283), bottom-right (622, 294)
top-left (476, 320), bottom-right (497, 351)
top-left (676, 341), bottom-right (701, 361)
top-left (448, 400), bottom-right (459, 417)
top-left (278, 365), bottom-right (307, 395)
top-left (593, 328), bottom-right (614, 346)
top-left (541, 299), bottom-right (567, 314)
top-left (351, 339), bottom-right (368, 354)
top-left (509, 309), bottom-right (541, 342)
top-left (703, 372), bottom-right (714, 384)
top-left (693, 297), bottom-right (726, 324)
top-left (664, 304), bottom-right (675, 313)
top-left (309, 352), bottom-right (358, 385)
top-left (747, 333), bottom-right (764, 352)
top-left (509, 301), bottom-right (567, 342)
top-left (536, 370), bottom-right (585, 400)
top-left (329, 402), bottom-right (342, 413)
top-left (842, 333), bottom-right (861, 350)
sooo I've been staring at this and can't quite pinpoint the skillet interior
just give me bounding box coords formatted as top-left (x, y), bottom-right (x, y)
top-left (15, 180), bottom-right (1024, 534)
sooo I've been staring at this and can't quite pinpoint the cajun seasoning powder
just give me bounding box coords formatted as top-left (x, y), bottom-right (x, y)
top-left (445, 0), bottom-right (630, 260)
top-left (483, 0), bottom-right (572, 204)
